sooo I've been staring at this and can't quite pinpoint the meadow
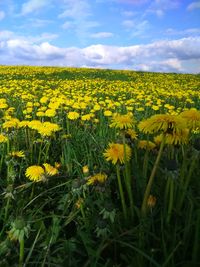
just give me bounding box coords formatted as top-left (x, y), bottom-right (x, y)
top-left (0, 65), bottom-right (200, 267)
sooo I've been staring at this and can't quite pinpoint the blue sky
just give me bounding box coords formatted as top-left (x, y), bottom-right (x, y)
top-left (0, 0), bottom-right (200, 73)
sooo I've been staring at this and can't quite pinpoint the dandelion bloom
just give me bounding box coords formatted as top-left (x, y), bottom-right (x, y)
top-left (104, 110), bottom-right (112, 117)
top-left (67, 111), bottom-right (80, 120)
top-left (81, 114), bottom-right (93, 121)
top-left (87, 173), bottom-right (108, 185)
top-left (138, 140), bottom-right (156, 150)
top-left (138, 114), bottom-right (186, 134)
top-left (125, 129), bottom-right (138, 140)
top-left (180, 109), bottom-right (200, 131)
top-left (43, 163), bottom-right (59, 176)
top-left (154, 129), bottom-right (189, 145)
top-left (104, 143), bottom-right (132, 165)
top-left (2, 118), bottom-right (20, 130)
top-left (110, 113), bottom-right (135, 129)
top-left (0, 134), bottom-right (8, 143)
top-left (25, 165), bottom-right (45, 182)
top-left (82, 165), bottom-right (89, 174)
top-left (9, 151), bottom-right (25, 158)
top-left (45, 109), bottom-right (56, 117)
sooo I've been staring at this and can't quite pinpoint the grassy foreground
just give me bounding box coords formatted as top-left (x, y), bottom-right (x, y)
top-left (0, 66), bottom-right (200, 267)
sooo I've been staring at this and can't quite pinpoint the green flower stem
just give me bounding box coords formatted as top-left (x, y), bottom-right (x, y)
top-left (122, 134), bottom-right (134, 218)
top-left (4, 197), bottom-right (11, 220)
top-left (116, 164), bottom-right (127, 221)
top-left (19, 237), bottom-right (24, 267)
top-left (142, 149), bottom-right (149, 180)
top-left (43, 141), bottom-right (50, 162)
top-left (141, 136), bottom-right (165, 216)
top-left (80, 204), bottom-right (86, 220)
top-left (37, 142), bottom-right (43, 164)
top-left (164, 176), bottom-right (170, 208)
top-left (66, 118), bottom-right (70, 134)
top-left (177, 150), bottom-right (199, 211)
top-left (167, 178), bottom-right (174, 224)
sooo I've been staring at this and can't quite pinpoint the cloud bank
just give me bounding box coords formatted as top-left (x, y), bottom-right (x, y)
top-left (0, 33), bottom-right (200, 73)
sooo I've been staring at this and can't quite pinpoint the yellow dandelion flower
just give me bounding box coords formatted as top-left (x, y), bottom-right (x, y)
top-left (0, 134), bottom-right (8, 143)
top-left (103, 143), bottom-right (132, 165)
top-left (45, 109), bottom-right (56, 117)
top-left (43, 122), bottom-right (60, 132)
top-left (36, 111), bottom-right (45, 117)
top-left (0, 103), bottom-right (8, 109)
top-left (67, 111), bottom-right (80, 120)
top-left (81, 114), bottom-right (93, 121)
top-left (18, 120), bottom-right (30, 128)
top-left (138, 114), bottom-right (186, 134)
top-left (180, 109), bottom-right (200, 131)
top-left (165, 130), bottom-right (189, 145)
top-left (40, 96), bottom-right (49, 104)
top-left (37, 126), bottom-right (53, 137)
top-left (110, 113), bottom-right (135, 129)
top-left (82, 165), bottom-right (89, 174)
top-left (25, 165), bottom-right (45, 182)
top-left (154, 129), bottom-right (189, 145)
top-left (138, 140), bottom-right (156, 150)
top-left (43, 163), bottom-right (59, 176)
top-left (125, 129), bottom-right (138, 140)
top-left (87, 173), bottom-right (108, 185)
top-left (152, 105), bottom-right (160, 111)
top-left (93, 104), bottom-right (101, 111)
top-left (2, 118), bottom-right (20, 130)
top-left (104, 110), bottom-right (113, 117)
top-left (9, 151), bottom-right (25, 158)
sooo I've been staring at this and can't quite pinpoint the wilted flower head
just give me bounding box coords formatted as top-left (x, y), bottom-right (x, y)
top-left (147, 195), bottom-right (157, 208)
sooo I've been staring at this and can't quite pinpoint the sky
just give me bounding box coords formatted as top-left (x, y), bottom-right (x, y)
top-left (0, 0), bottom-right (200, 73)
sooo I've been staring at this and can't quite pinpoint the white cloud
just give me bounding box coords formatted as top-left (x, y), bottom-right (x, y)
top-left (0, 30), bottom-right (14, 40)
top-left (0, 30), bottom-right (58, 43)
top-left (115, 0), bottom-right (149, 4)
top-left (58, 0), bottom-right (91, 19)
top-left (1, 36), bottom-right (200, 73)
top-left (122, 20), bottom-right (135, 28)
top-left (28, 18), bottom-right (54, 27)
top-left (90, 32), bottom-right (114, 38)
top-left (145, 0), bottom-right (180, 17)
top-left (166, 28), bottom-right (200, 36)
top-left (187, 1), bottom-right (200, 11)
top-left (122, 11), bottom-right (136, 17)
top-left (122, 19), bottom-right (150, 37)
top-left (21, 0), bottom-right (50, 15)
top-left (0, 10), bottom-right (5, 20)
top-left (58, 0), bottom-right (99, 44)
top-left (62, 21), bottom-right (74, 29)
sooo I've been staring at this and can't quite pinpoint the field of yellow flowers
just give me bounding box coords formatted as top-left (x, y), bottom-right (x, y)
top-left (0, 65), bottom-right (200, 267)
